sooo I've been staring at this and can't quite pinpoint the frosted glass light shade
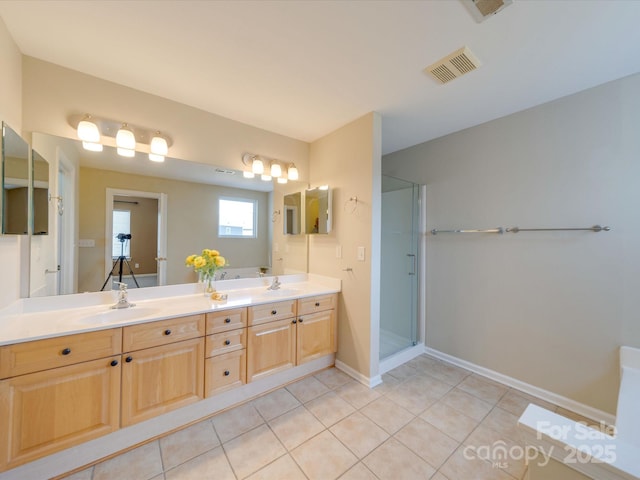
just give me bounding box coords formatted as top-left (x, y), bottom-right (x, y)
top-left (252, 158), bottom-right (264, 175)
top-left (82, 141), bottom-right (103, 152)
top-left (117, 147), bottom-right (135, 158)
top-left (77, 119), bottom-right (100, 142)
top-left (116, 124), bottom-right (136, 149)
top-left (288, 164), bottom-right (299, 181)
top-left (270, 163), bottom-right (282, 178)
top-left (150, 135), bottom-right (168, 155)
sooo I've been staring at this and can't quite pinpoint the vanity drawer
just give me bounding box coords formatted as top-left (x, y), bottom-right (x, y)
top-left (206, 308), bottom-right (247, 334)
top-left (248, 300), bottom-right (297, 326)
top-left (205, 350), bottom-right (246, 396)
top-left (0, 329), bottom-right (122, 379)
top-left (122, 314), bottom-right (204, 352)
top-left (205, 329), bottom-right (246, 357)
top-left (297, 294), bottom-right (337, 315)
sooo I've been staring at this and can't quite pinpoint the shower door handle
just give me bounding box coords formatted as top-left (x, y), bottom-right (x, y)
top-left (407, 254), bottom-right (416, 276)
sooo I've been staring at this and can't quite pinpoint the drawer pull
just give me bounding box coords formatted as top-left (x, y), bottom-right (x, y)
top-left (164, 329), bottom-right (172, 336)
top-left (61, 348), bottom-right (71, 355)
top-left (299, 318), bottom-right (304, 323)
top-left (110, 360), bottom-right (119, 367)
top-left (224, 370), bottom-right (230, 376)
top-left (224, 318), bottom-right (231, 323)
top-left (315, 302), bottom-right (320, 307)
top-left (224, 339), bottom-right (231, 345)
top-left (125, 356), bottom-right (133, 363)
top-left (271, 310), bottom-right (277, 315)
top-left (292, 319), bottom-right (297, 324)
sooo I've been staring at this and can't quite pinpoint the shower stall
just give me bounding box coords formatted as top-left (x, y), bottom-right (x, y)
top-left (379, 175), bottom-right (422, 360)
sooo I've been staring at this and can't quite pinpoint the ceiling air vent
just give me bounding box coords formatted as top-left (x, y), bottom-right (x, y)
top-left (460, 0), bottom-right (513, 23)
top-left (424, 46), bottom-right (482, 84)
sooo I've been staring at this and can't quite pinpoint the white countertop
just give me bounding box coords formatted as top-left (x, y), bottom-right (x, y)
top-left (0, 274), bottom-right (340, 346)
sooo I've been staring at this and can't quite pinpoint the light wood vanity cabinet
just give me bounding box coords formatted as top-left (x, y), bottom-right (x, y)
top-left (0, 330), bottom-right (123, 471)
top-left (247, 294), bottom-right (337, 381)
top-left (204, 308), bottom-right (247, 396)
top-left (121, 315), bottom-right (205, 426)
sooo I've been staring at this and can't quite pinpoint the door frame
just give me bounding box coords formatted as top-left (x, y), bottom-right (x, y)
top-left (105, 188), bottom-right (168, 287)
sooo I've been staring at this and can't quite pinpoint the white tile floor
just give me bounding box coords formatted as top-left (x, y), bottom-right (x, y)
top-left (61, 354), bottom-right (577, 480)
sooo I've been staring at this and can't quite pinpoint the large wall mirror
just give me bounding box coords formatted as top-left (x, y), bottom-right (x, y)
top-left (2, 122), bottom-right (30, 235)
top-left (32, 149), bottom-right (49, 235)
top-left (30, 132), bottom-right (308, 297)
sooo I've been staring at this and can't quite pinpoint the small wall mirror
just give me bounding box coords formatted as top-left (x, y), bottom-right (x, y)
top-left (2, 122), bottom-right (30, 235)
top-left (283, 191), bottom-right (302, 235)
top-left (32, 149), bottom-right (50, 235)
top-left (305, 186), bottom-right (332, 234)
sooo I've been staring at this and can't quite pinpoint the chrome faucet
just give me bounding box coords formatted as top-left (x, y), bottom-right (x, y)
top-left (111, 282), bottom-right (136, 309)
top-left (267, 276), bottom-right (281, 290)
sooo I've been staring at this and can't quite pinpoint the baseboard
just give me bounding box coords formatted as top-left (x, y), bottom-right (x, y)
top-left (424, 347), bottom-right (616, 427)
top-left (379, 344), bottom-right (425, 375)
top-left (335, 359), bottom-right (382, 388)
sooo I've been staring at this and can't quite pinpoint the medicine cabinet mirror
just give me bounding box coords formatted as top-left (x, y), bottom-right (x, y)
top-left (283, 191), bottom-right (302, 235)
top-left (2, 122), bottom-right (30, 235)
top-left (32, 149), bottom-right (49, 235)
top-left (305, 187), bottom-right (332, 234)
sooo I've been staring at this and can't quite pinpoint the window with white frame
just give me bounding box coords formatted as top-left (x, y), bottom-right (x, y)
top-left (112, 210), bottom-right (131, 258)
top-left (218, 197), bottom-right (257, 238)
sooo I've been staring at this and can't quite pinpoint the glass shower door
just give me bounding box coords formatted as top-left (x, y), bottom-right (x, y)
top-left (380, 176), bottom-right (420, 359)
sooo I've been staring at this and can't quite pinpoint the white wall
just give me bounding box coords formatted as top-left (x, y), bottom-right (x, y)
top-left (0, 17), bottom-right (24, 307)
top-left (383, 73), bottom-right (640, 414)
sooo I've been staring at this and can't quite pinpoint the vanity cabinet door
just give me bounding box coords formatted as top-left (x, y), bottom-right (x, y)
top-left (121, 338), bottom-right (204, 426)
top-left (0, 356), bottom-right (121, 471)
top-left (296, 309), bottom-right (337, 365)
top-left (247, 318), bottom-right (296, 382)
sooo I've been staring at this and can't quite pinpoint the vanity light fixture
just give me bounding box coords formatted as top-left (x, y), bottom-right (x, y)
top-left (270, 162), bottom-right (282, 178)
top-left (288, 164), bottom-right (299, 181)
top-left (77, 115), bottom-right (100, 143)
top-left (252, 158), bottom-right (264, 175)
top-left (82, 141), bottom-right (103, 152)
top-left (149, 132), bottom-right (168, 162)
top-left (116, 124), bottom-right (136, 149)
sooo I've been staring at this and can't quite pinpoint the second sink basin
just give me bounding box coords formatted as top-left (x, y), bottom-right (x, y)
top-left (262, 288), bottom-right (300, 297)
top-left (79, 307), bottom-right (159, 325)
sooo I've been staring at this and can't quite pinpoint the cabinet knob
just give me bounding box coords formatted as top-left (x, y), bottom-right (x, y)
top-left (110, 360), bottom-right (119, 367)
top-left (61, 348), bottom-right (71, 355)
top-left (271, 310), bottom-right (277, 315)
top-left (225, 318), bottom-right (231, 323)
top-left (299, 318), bottom-right (304, 323)
top-left (164, 329), bottom-right (172, 336)
top-left (315, 302), bottom-right (320, 307)
top-left (125, 356), bottom-right (133, 363)
top-left (224, 339), bottom-right (231, 345)
top-left (292, 319), bottom-right (297, 324)
top-left (224, 370), bottom-right (230, 376)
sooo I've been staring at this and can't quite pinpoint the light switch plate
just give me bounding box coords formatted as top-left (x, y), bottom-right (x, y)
top-left (357, 246), bottom-right (366, 261)
top-left (336, 245), bottom-right (342, 258)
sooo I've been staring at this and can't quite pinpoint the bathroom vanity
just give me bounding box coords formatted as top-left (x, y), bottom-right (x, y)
top-left (0, 274), bottom-right (339, 476)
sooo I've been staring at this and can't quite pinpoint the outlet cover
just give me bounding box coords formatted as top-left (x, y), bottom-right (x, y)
top-left (357, 246), bottom-right (366, 261)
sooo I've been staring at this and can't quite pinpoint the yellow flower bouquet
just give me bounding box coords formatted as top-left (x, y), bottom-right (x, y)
top-left (185, 249), bottom-right (227, 296)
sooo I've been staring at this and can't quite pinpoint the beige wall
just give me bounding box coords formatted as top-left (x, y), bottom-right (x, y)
top-left (78, 167), bottom-right (270, 292)
top-left (384, 73), bottom-right (640, 414)
top-left (22, 57), bottom-right (310, 178)
top-left (0, 17), bottom-right (24, 307)
top-left (308, 112), bottom-right (381, 379)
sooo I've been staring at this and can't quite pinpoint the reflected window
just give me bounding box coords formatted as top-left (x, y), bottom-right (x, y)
top-left (112, 210), bottom-right (131, 258)
top-left (218, 197), bottom-right (256, 238)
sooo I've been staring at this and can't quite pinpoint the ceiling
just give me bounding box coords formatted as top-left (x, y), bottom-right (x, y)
top-left (1, 1), bottom-right (640, 155)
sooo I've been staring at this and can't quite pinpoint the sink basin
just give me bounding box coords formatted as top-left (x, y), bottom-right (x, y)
top-left (78, 307), bottom-right (159, 325)
top-left (262, 288), bottom-right (300, 297)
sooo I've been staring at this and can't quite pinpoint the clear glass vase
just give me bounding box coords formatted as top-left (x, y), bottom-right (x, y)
top-left (200, 273), bottom-right (216, 296)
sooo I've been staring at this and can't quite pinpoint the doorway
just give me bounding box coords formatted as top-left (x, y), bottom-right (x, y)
top-left (105, 188), bottom-right (167, 289)
top-left (379, 175), bottom-right (422, 360)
